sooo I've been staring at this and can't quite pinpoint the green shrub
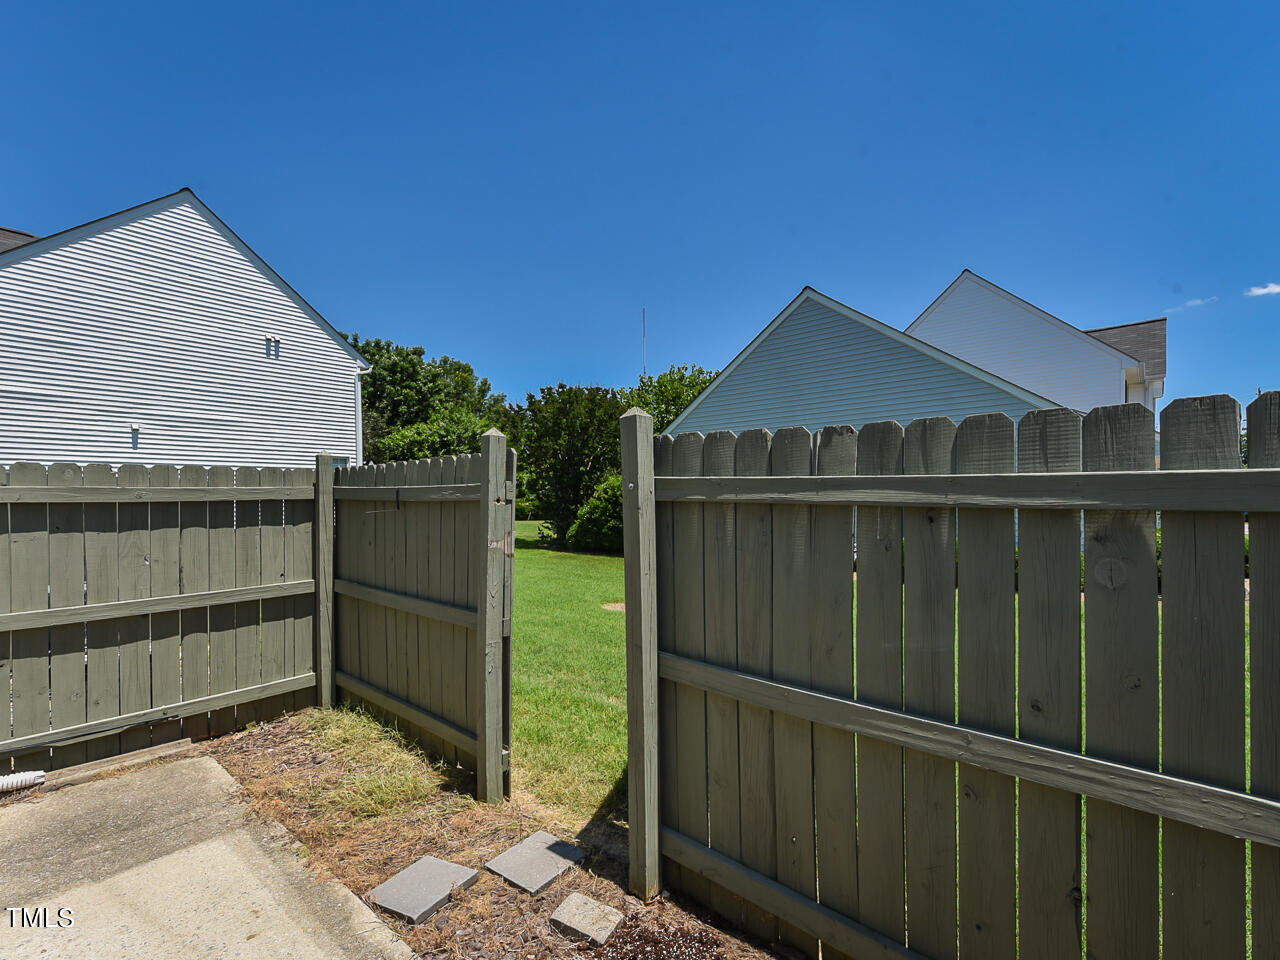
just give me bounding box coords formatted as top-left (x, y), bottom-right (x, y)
top-left (566, 473), bottom-right (625, 554)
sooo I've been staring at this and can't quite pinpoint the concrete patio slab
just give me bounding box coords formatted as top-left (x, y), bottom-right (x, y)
top-left (368, 855), bottom-right (478, 924)
top-left (0, 755), bottom-right (413, 960)
top-left (485, 830), bottom-right (583, 894)
top-left (550, 892), bottom-right (623, 946)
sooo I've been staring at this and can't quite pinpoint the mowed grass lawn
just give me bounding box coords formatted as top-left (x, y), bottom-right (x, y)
top-left (510, 520), bottom-right (628, 828)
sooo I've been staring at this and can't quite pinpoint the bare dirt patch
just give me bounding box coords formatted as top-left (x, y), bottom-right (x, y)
top-left (600, 602), bottom-right (625, 612)
top-left (204, 709), bottom-right (777, 960)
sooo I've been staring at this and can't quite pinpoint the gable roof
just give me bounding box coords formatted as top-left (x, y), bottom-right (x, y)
top-left (1087, 318), bottom-right (1166, 379)
top-left (908, 269), bottom-right (1141, 366)
top-left (0, 189), bottom-right (370, 370)
top-left (666, 285), bottom-right (1060, 434)
top-left (0, 227), bottom-right (37, 253)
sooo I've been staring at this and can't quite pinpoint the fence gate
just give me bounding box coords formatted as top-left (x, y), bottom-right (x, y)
top-left (621, 393), bottom-right (1280, 960)
top-left (0, 463), bottom-right (320, 772)
top-left (331, 430), bottom-right (515, 802)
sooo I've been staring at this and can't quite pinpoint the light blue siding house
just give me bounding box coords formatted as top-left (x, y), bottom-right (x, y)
top-left (667, 287), bottom-right (1058, 436)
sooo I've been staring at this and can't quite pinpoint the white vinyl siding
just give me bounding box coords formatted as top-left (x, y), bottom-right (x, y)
top-left (907, 275), bottom-right (1129, 413)
top-left (0, 196), bottom-right (362, 467)
top-left (673, 295), bottom-right (1046, 435)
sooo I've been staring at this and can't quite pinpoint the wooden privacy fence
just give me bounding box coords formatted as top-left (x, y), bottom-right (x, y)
top-left (0, 461), bottom-right (323, 772)
top-left (621, 393), bottom-right (1280, 960)
top-left (332, 430), bottom-right (515, 803)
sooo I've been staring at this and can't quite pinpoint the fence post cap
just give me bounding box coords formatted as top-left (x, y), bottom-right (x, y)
top-left (622, 407), bottom-right (653, 420)
top-left (482, 427), bottom-right (506, 439)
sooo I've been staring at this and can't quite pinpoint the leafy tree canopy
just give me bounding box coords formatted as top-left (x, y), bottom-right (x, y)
top-left (622, 363), bottom-right (718, 433)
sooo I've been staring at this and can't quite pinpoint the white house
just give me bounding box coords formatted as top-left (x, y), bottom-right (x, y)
top-left (907, 270), bottom-right (1165, 412)
top-left (667, 273), bottom-right (1167, 437)
top-left (0, 189), bottom-right (369, 467)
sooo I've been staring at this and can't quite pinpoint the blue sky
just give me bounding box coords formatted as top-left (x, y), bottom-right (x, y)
top-left (4, 2), bottom-right (1278, 411)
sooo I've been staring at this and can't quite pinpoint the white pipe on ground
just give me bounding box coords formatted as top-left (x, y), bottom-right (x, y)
top-left (0, 770), bottom-right (45, 792)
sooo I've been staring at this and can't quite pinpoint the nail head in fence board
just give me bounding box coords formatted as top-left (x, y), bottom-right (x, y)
top-left (149, 465), bottom-right (183, 746)
top-left (1081, 403), bottom-right (1159, 957)
top-left (852, 421), bottom-right (907, 944)
top-left (117, 463), bottom-right (152, 755)
top-left (180, 466), bottom-right (211, 740)
top-left (48, 463), bottom-right (86, 769)
top-left (1015, 409), bottom-right (1083, 958)
top-left (902, 416), bottom-right (959, 960)
top-left (84, 463), bottom-right (121, 760)
top-left (622, 410), bottom-right (660, 899)
top-left (702, 429), bottom-right (745, 925)
top-left (770, 425), bottom-right (818, 957)
top-left (1248, 390), bottom-right (1280, 947)
top-left (207, 465), bottom-right (237, 736)
top-left (671, 432), bottom-right (711, 909)
top-left (953, 413), bottom-right (1016, 958)
top-left (654, 434), bottom-right (680, 890)
top-left (1160, 395), bottom-right (1246, 959)
top-left (733, 428), bottom-right (778, 943)
top-left (257, 466), bottom-right (287, 722)
top-left (476, 431), bottom-right (508, 802)
top-left (811, 425), bottom-right (859, 959)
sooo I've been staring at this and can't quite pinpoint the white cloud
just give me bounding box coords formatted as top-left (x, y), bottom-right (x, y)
top-left (1246, 282), bottom-right (1280, 297)
top-left (1165, 295), bottom-right (1218, 313)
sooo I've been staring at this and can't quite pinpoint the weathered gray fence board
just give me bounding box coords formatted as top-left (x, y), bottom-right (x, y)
top-left (654, 434), bottom-right (680, 888)
top-left (150, 465), bottom-right (183, 745)
top-left (117, 463), bottom-right (152, 755)
top-left (405, 458), bottom-right (432, 751)
top-left (475, 432), bottom-right (508, 802)
top-left (1, 468), bottom-right (12, 764)
top-left (428, 457), bottom-right (453, 763)
top-left (770, 425), bottom-right (818, 957)
top-left (1015, 408), bottom-right (1083, 958)
top-left (1082, 403), bottom-right (1160, 957)
top-left (11, 463), bottom-right (50, 771)
top-left (287, 465), bottom-right (317, 711)
top-left (234, 467), bottom-right (263, 728)
top-left (953, 414), bottom-right (1017, 958)
top-left (48, 464), bottom-right (86, 768)
top-left (733, 428), bottom-right (777, 944)
top-left (1160, 396), bottom-right (1247, 959)
top-left (180, 466), bottom-right (211, 740)
top-left (84, 463), bottom-right (121, 760)
top-left (901, 416), bottom-right (958, 960)
top-left (854, 421), bottom-right (906, 944)
top-left (455, 455), bottom-right (477, 772)
top-left (810, 425), bottom-right (858, 960)
top-left (701, 429), bottom-right (744, 927)
top-left (1249, 390), bottom-right (1280, 948)
top-left (257, 466), bottom-right (288, 722)
top-left (207, 465), bottom-right (237, 736)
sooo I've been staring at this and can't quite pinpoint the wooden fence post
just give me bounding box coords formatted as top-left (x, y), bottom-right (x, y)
top-left (475, 429), bottom-right (508, 803)
top-left (621, 408), bottom-right (660, 899)
top-left (314, 452), bottom-right (335, 708)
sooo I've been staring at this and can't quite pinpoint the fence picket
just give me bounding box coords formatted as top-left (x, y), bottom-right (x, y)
top-left (953, 413), bottom-right (1017, 958)
top-left (1247, 390), bottom-right (1280, 947)
top-left (48, 463), bottom-right (85, 768)
top-left (455, 455), bottom-right (477, 772)
top-left (406, 458), bottom-right (432, 750)
top-left (733, 428), bottom-right (777, 943)
top-left (702, 429), bottom-right (745, 927)
top-left (257, 466), bottom-right (287, 722)
top-left (234, 466), bottom-right (263, 728)
top-left (286, 465), bottom-right (316, 710)
top-left (770, 425), bottom-right (818, 957)
top-left (1160, 395), bottom-right (1247, 959)
top-left (208, 465), bottom-right (237, 736)
top-left (901, 416), bottom-right (958, 959)
top-left (655, 434), bottom-right (680, 888)
top-left (117, 463), bottom-right (151, 754)
top-left (150, 465), bottom-right (182, 745)
top-left (811, 424), bottom-right (859, 960)
top-left (83, 464), bottom-right (120, 760)
top-left (429, 457), bottom-right (455, 764)
top-left (180, 466), bottom-right (211, 739)
top-left (1016, 408), bottom-right (1083, 957)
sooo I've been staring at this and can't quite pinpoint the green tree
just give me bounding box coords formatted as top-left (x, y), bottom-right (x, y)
top-left (567, 473), bottom-right (625, 553)
top-left (345, 334), bottom-right (505, 461)
top-left (366, 407), bottom-right (487, 461)
top-left (622, 363), bottom-right (718, 432)
top-left (515, 383), bottom-right (627, 545)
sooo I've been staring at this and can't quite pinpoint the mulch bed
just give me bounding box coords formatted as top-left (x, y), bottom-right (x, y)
top-left (204, 712), bottom-right (780, 960)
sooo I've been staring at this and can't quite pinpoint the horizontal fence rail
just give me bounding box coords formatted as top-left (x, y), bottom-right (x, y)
top-left (333, 483), bottom-right (484, 503)
top-left (656, 467), bottom-right (1280, 511)
top-left (0, 485), bottom-right (313, 503)
top-left (623, 393), bottom-right (1280, 960)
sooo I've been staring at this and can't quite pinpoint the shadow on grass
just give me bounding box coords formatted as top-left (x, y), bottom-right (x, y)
top-left (574, 764), bottom-right (630, 888)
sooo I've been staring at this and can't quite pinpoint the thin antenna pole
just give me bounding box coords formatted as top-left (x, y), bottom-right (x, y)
top-left (642, 307), bottom-right (647, 378)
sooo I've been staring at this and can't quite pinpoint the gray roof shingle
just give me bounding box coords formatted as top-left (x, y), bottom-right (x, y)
top-left (1087, 318), bottom-right (1167, 379)
top-left (0, 226), bottom-right (37, 253)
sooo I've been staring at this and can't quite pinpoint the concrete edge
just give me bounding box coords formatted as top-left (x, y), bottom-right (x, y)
top-left (41, 739), bottom-right (195, 792)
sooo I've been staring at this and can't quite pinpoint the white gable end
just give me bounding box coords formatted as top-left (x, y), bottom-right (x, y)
top-left (907, 274), bottom-right (1131, 413)
top-left (0, 193), bottom-right (365, 467)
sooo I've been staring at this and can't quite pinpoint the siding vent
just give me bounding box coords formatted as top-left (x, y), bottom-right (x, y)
top-left (130, 423), bottom-right (140, 450)
top-left (264, 336), bottom-right (281, 358)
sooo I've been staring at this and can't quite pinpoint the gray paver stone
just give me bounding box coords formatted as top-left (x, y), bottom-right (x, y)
top-left (485, 830), bottom-right (584, 893)
top-left (368, 855), bottom-right (479, 924)
top-left (550, 892), bottom-right (624, 946)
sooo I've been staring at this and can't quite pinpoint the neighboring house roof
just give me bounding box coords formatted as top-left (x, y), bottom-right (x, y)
top-left (666, 286), bottom-right (1060, 435)
top-left (0, 189), bottom-right (370, 371)
top-left (1087, 318), bottom-right (1167, 379)
top-left (0, 227), bottom-right (37, 253)
top-left (909, 269), bottom-right (1143, 367)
